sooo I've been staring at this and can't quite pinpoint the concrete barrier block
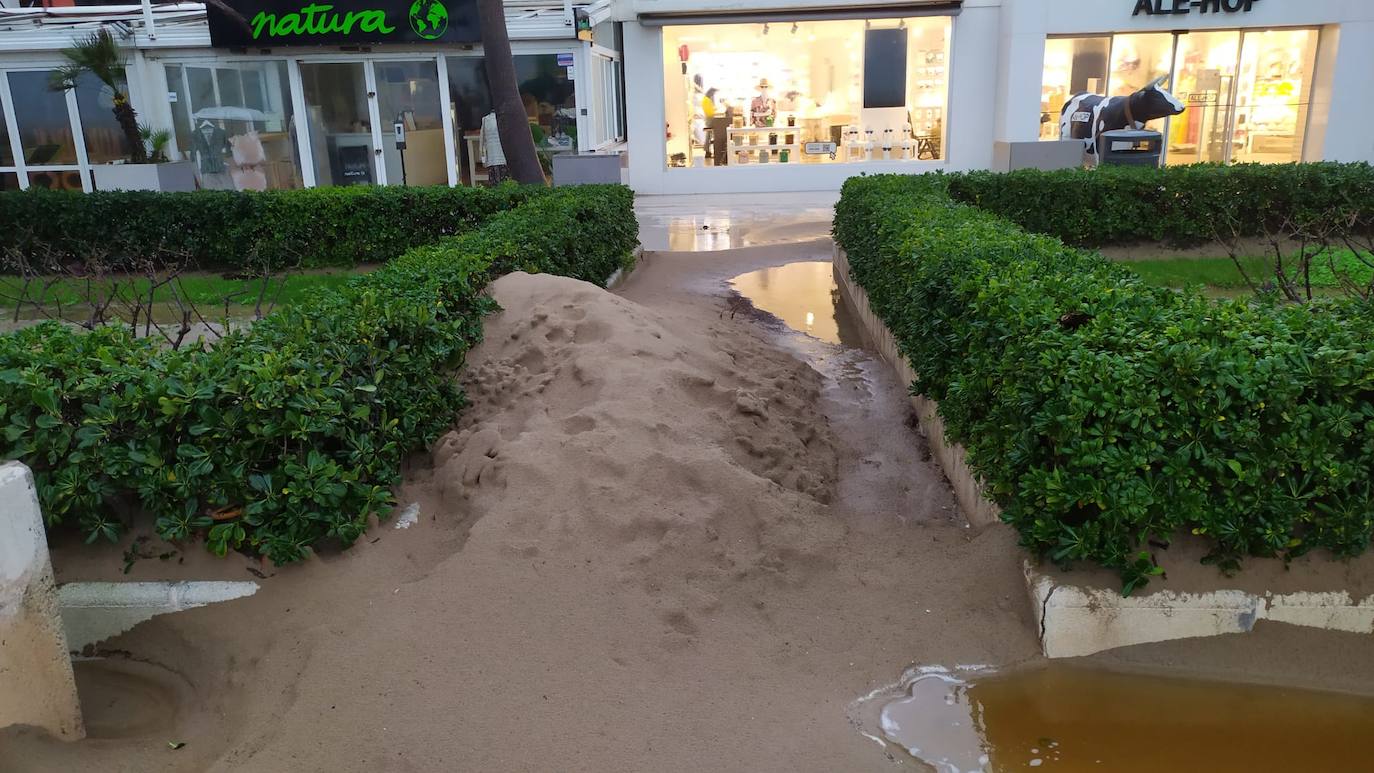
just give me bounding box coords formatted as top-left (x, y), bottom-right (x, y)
top-left (1026, 562), bottom-right (1260, 658)
top-left (0, 462), bottom-right (84, 740)
top-left (1264, 591), bottom-right (1374, 635)
top-left (59, 580), bottom-right (258, 651)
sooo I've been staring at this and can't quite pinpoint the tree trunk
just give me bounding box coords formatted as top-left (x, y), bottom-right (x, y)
top-left (112, 92), bottom-right (148, 164)
top-left (476, 0), bottom-right (545, 185)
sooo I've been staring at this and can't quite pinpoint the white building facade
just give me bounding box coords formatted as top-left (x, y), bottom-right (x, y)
top-left (0, 0), bottom-right (625, 192)
top-left (0, 0), bottom-right (1370, 194)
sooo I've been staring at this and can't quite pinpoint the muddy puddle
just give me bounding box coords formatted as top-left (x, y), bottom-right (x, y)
top-left (876, 662), bottom-right (1374, 772)
top-left (729, 261), bottom-right (863, 348)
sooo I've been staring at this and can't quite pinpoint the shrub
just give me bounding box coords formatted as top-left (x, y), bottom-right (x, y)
top-left (0, 184), bottom-right (639, 562)
top-left (945, 163), bottom-right (1374, 248)
top-left (0, 183), bottom-right (545, 270)
top-left (835, 172), bottom-right (1374, 592)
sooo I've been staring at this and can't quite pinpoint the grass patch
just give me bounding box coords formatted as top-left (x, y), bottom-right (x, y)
top-left (0, 267), bottom-right (374, 319)
top-left (1119, 249), bottom-right (1373, 295)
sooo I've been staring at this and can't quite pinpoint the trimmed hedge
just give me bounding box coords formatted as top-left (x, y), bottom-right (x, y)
top-left (0, 183), bottom-right (545, 270)
top-left (946, 163), bottom-right (1374, 248)
top-left (0, 184), bottom-right (637, 562)
top-left (835, 172), bottom-right (1374, 591)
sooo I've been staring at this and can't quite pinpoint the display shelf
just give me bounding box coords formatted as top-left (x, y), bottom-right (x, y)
top-left (730, 143), bottom-right (800, 150)
top-left (726, 125), bottom-right (799, 133)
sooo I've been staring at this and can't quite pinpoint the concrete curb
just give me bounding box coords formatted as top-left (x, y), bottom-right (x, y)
top-left (0, 462), bottom-right (83, 740)
top-left (1027, 561), bottom-right (1374, 657)
top-left (604, 246), bottom-right (646, 290)
top-left (832, 247), bottom-right (1374, 658)
top-left (59, 580), bottom-right (259, 652)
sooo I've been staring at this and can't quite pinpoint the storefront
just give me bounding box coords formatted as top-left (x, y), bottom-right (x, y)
top-left (3, 0), bottom-right (1372, 195)
top-left (621, 0), bottom-right (1374, 193)
top-left (0, 0), bottom-right (625, 191)
top-left (1040, 25), bottom-right (1321, 164)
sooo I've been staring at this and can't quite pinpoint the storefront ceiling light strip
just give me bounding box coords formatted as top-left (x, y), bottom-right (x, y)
top-left (638, 2), bottom-right (961, 27)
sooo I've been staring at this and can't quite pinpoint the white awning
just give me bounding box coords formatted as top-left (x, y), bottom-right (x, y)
top-left (0, 0), bottom-right (612, 53)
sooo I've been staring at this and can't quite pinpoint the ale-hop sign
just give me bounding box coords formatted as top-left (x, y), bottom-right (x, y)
top-left (1133, 0), bottom-right (1259, 15)
top-left (207, 0), bottom-right (481, 47)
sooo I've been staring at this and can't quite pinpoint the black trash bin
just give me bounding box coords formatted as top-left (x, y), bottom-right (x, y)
top-left (1097, 129), bottom-right (1163, 167)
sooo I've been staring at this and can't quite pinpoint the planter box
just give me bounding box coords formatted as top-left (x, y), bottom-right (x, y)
top-left (91, 161), bottom-right (197, 193)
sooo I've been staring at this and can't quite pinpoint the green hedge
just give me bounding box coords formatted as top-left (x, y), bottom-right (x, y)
top-left (946, 163), bottom-right (1374, 247)
top-left (835, 172), bottom-right (1374, 591)
top-left (0, 184), bottom-right (545, 270)
top-left (0, 184), bottom-right (637, 562)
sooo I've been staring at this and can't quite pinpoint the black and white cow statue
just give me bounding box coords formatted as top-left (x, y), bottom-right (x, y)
top-left (1059, 76), bottom-right (1185, 156)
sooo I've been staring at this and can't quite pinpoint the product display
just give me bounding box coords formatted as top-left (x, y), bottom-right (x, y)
top-left (663, 16), bottom-right (949, 169)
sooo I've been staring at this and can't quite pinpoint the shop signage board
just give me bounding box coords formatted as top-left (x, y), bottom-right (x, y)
top-left (207, 0), bottom-right (481, 47)
top-left (1132, 0), bottom-right (1258, 15)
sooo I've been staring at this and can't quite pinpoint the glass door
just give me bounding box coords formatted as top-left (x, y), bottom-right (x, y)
top-left (299, 62), bottom-right (377, 186)
top-left (1167, 31), bottom-right (1242, 165)
top-left (374, 60), bottom-right (445, 186)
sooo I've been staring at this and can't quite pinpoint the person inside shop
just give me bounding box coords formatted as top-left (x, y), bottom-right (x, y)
top-left (750, 79), bottom-right (776, 127)
top-left (703, 87), bottom-right (720, 160)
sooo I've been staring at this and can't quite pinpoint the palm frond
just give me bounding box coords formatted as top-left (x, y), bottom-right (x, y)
top-left (53, 29), bottom-right (128, 91)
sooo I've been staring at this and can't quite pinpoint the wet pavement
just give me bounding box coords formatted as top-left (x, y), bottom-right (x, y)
top-left (636, 192), bottom-right (837, 252)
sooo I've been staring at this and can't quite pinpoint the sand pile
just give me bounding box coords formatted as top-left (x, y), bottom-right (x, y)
top-left (407, 271), bottom-right (847, 621)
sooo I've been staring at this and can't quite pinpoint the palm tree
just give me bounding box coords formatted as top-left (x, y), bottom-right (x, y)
top-left (476, 0), bottom-right (545, 184)
top-left (49, 29), bottom-right (147, 164)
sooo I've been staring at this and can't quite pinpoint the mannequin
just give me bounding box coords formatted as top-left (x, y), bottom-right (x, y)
top-left (479, 110), bottom-right (508, 185)
top-left (750, 79), bottom-right (776, 127)
top-left (191, 120), bottom-right (232, 190)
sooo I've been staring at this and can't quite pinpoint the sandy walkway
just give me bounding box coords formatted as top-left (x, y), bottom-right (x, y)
top-left (7, 238), bottom-right (1374, 772)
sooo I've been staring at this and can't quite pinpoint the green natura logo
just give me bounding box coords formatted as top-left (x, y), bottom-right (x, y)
top-left (408, 0), bottom-right (448, 40)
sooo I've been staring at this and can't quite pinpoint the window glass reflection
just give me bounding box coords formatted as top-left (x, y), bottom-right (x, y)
top-left (8, 71), bottom-right (78, 165)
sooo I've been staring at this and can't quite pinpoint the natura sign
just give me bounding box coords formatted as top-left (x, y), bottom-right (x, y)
top-left (207, 0), bottom-right (480, 47)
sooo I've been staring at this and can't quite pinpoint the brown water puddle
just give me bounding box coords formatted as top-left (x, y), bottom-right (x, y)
top-left (729, 261), bottom-right (864, 348)
top-left (879, 663), bottom-right (1374, 772)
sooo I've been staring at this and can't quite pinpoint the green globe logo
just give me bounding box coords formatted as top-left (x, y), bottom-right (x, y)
top-left (408, 0), bottom-right (448, 40)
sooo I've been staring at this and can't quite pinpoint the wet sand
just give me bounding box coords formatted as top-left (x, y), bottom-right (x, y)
top-left (6, 237), bottom-right (1374, 772)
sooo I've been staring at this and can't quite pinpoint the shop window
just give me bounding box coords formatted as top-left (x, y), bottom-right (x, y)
top-left (444, 53), bottom-right (579, 185)
top-left (1232, 28), bottom-right (1319, 164)
top-left (165, 64), bottom-right (193, 156)
top-left (587, 53), bottom-right (625, 149)
top-left (1108, 33), bottom-right (1175, 134)
top-left (300, 62), bottom-right (375, 187)
top-left (26, 169), bottom-right (84, 191)
top-left (7, 71), bottom-right (79, 166)
top-left (169, 61), bottom-right (303, 190)
top-left (662, 16), bottom-right (950, 169)
top-left (1167, 31), bottom-right (1241, 165)
top-left (0, 97), bottom-right (12, 168)
top-left (1040, 37), bottom-right (1109, 139)
top-left (0, 172), bottom-right (18, 191)
top-left (1042, 29), bottom-right (1320, 166)
top-left (375, 60), bottom-right (446, 186)
top-left (73, 70), bottom-right (133, 164)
